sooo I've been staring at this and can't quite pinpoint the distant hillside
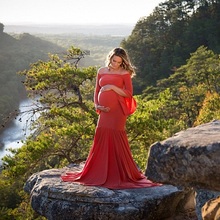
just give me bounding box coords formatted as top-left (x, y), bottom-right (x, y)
top-left (0, 30), bottom-right (64, 129)
top-left (4, 24), bottom-right (133, 36)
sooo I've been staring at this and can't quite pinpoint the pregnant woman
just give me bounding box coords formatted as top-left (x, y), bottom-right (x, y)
top-left (61, 47), bottom-right (160, 189)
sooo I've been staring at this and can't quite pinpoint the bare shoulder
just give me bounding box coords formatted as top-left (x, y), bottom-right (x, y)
top-left (98, 67), bottom-right (108, 74)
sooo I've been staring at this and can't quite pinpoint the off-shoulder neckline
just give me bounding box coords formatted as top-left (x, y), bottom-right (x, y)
top-left (98, 72), bottom-right (130, 76)
top-left (98, 67), bottom-right (130, 76)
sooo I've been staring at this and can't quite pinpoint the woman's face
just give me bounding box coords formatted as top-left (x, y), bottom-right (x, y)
top-left (110, 55), bottom-right (122, 70)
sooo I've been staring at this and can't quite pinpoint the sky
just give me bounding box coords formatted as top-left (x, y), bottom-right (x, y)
top-left (0, 0), bottom-right (164, 25)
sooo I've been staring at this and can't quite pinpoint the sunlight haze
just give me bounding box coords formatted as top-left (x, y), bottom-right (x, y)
top-left (1, 0), bottom-right (164, 25)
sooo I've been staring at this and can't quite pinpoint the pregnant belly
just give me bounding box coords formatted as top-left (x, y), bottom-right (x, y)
top-left (98, 91), bottom-right (118, 111)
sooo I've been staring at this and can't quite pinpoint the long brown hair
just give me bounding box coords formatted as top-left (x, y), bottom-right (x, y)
top-left (105, 47), bottom-right (136, 77)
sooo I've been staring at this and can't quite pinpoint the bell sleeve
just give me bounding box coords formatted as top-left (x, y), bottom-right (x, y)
top-left (119, 74), bottom-right (137, 116)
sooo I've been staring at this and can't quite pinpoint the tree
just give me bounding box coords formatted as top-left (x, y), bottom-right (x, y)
top-left (194, 92), bottom-right (220, 125)
top-left (122, 0), bottom-right (220, 94)
top-left (0, 23), bottom-right (4, 33)
top-left (143, 46), bottom-right (220, 127)
top-left (1, 47), bottom-right (97, 219)
top-left (127, 91), bottom-right (186, 169)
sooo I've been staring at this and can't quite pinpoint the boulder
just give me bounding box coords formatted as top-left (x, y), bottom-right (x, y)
top-left (146, 120), bottom-right (220, 219)
top-left (146, 120), bottom-right (220, 191)
top-left (24, 167), bottom-right (196, 220)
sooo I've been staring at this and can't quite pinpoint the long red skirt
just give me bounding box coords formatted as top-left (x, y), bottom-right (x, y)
top-left (61, 90), bottom-right (160, 189)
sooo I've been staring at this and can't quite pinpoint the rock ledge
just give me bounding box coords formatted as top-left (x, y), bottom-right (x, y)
top-left (24, 167), bottom-right (195, 220)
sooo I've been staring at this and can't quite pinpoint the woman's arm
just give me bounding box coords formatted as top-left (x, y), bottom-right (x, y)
top-left (101, 74), bottom-right (133, 97)
top-left (93, 71), bottom-right (101, 106)
top-left (100, 84), bottom-right (128, 97)
top-left (93, 70), bottom-right (110, 113)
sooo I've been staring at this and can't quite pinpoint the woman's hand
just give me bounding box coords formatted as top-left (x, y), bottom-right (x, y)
top-left (101, 84), bottom-right (128, 97)
top-left (100, 84), bottom-right (114, 92)
top-left (95, 105), bottom-right (110, 112)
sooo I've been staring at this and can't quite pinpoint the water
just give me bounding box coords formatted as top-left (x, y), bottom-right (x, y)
top-left (0, 99), bottom-right (36, 164)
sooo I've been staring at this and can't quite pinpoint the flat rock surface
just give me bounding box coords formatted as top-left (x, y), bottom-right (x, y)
top-left (24, 167), bottom-right (196, 220)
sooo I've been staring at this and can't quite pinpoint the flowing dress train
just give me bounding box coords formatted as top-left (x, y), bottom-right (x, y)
top-left (61, 73), bottom-right (160, 189)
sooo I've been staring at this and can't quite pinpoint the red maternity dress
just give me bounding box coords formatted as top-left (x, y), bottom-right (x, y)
top-left (61, 72), bottom-right (160, 189)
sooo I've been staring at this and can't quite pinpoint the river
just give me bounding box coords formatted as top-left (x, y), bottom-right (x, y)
top-left (0, 99), bottom-right (35, 165)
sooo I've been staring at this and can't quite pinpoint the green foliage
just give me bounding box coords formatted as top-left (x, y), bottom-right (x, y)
top-left (0, 172), bottom-right (24, 220)
top-left (127, 92), bottom-right (185, 170)
top-left (0, 188), bottom-right (46, 220)
top-left (3, 48), bottom-right (97, 177)
top-left (0, 23), bottom-right (4, 33)
top-left (195, 92), bottom-right (220, 125)
top-left (122, 0), bottom-right (220, 94)
top-left (0, 176), bottom-right (21, 209)
top-left (142, 46), bottom-right (220, 128)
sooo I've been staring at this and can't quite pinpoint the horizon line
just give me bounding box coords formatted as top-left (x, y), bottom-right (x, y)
top-left (2, 22), bottom-right (136, 26)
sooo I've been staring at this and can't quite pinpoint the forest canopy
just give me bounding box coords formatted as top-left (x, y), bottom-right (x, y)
top-left (122, 0), bottom-right (220, 93)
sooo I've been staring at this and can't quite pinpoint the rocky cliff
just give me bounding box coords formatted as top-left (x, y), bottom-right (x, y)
top-left (24, 120), bottom-right (220, 219)
top-left (146, 120), bottom-right (220, 220)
